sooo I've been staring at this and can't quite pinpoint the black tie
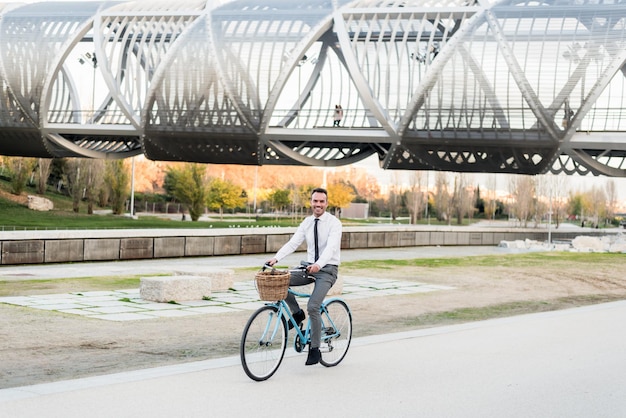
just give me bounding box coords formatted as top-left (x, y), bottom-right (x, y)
top-left (314, 218), bottom-right (319, 262)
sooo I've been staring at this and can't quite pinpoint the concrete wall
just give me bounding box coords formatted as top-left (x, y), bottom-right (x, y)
top-left (0, 226), bottom-right (614, 266)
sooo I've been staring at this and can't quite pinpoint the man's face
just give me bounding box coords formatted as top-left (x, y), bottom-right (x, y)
top-left (310, 192), bottom-right (328, 217)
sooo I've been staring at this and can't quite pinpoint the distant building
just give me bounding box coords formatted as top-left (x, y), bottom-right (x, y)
top-left (341, 203), bottom-right (369, 219)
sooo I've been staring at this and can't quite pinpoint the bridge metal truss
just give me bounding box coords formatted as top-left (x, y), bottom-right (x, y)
top-left (1, 0), bottom-right (626, 177)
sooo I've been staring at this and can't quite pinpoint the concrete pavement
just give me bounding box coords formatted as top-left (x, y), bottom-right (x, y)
top-left (2, 301), bottom-right (626, 417)
top-left (0, 245), bottom-right (512, 281)
top-left (2, 245), bottom-right (626, 417)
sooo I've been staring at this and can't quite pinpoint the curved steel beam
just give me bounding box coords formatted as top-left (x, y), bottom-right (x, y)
top-left (0, 0), bottom-right (625, 177)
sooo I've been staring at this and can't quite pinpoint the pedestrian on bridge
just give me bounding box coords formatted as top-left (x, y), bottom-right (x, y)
top-left (333, 104), bottom-right (343, 127)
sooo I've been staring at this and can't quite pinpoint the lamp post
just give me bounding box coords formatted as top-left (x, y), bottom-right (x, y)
top-left (424, 171), bottom-right (429, 221)
top-left (297, 55), bottom-right (307, 128)
top-left (548, 175), bottom-right (553, 246)
top-left (253, 165), bottom-right (258, 213)
top-left (78, 52), bottom-right (97, 121)
top-left (130, 156), bottom-right (136, 218)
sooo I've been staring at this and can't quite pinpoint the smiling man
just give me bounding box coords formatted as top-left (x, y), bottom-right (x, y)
top-left (266, 187), bottom-right (343, 365)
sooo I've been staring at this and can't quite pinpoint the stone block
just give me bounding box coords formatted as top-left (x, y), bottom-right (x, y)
top-left (491, 233), bottom-right (506, 246)
top-left (367, 232), bottom-right (385, 248)
top-left (174, 268), bottom-right (234, 291)
top-left (430, 231), bottom-right (445, 245)
top-left (154, 237), bottom-right (185, 258)
top-left (469, 232), bottom-right (483, 245)
top-left (415, 232), bottom-right (430, 245)
top-left (27, 195), bottom-right (53, 211)
top-left (384, 232), bottom-right (399, 247)
top-left (456, 232), bottom-right (471, 245)
top-left (443, 232), bottom-right (458, 245)
top-left (45, 240), bottom-right (84, 263)
top-left (84, 239), bottom-right (120, 261)
top-left (214, 236), bottom-right (241, 255)
top-left (266, 234), bottom-right (290, 253)
top-left (1, 240), bottom-right (44, 264)
top-left (572, 236), bottom-right (606, 252)
top-left (348, 232), bottom-right (367, 249)
top-left (241, 235), bottom-right (265, 254)
top-left (398, 232), bottom-right (416, 247)
top-left (121, 238), bottom-right (153, 260)
top-left (140, 275), bottom-right (212, 302)
top-left (185, 236), bottom-right (214, 256)
top-left (610, 242), bottom-right (626, 253)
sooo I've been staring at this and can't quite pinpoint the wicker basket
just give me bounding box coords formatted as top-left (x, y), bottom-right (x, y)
top-left (255, 270), bottom-right (290, 301)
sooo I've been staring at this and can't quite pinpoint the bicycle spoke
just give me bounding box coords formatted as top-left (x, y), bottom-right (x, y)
top-left (319, 299), bottom-right (352, 367)
top-left (240, 305), bottom-right (287, 381)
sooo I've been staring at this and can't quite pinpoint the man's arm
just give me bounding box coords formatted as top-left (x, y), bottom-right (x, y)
top-left (266, 222), bottom-right (307, 266)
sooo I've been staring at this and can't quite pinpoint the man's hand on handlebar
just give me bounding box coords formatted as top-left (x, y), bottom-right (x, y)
top-left (306, 263), bottom-right (321, 274)
top-left (266, 258), bottom-right (278, 267)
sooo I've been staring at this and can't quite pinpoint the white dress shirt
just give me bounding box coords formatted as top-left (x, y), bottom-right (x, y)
top-left (274, 211), bottom-right (342, 267)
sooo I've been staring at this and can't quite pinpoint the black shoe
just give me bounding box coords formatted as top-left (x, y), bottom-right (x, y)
top-left (305, 347), bottom-right (321, 366)
top-left (289, 310), bottom-right (305, 330)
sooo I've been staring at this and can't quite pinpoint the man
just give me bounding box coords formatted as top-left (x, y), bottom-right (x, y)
top-left (266, 187), bottom-right (342, 365)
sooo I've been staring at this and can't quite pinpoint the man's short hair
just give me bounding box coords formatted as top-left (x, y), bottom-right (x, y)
top-left (311, 187), bottom-right (328, 198)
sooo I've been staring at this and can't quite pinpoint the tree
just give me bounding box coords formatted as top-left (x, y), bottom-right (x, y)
top-left (451, 173), bottom-right (475, 225)
top-left (327, 182), bottom-right (356, 216)
top-left (293, 184), bottom-right (314, 217)
top-left (83, 159), bottom-right (105, 214)
top-left (405, 171), bottom-right (427, 224)
top-left (36, 158), bottom-right (53, 195)
top-left (64, 158), bottom-right (105, 214)
top-left (484, 174), bottom-right (498, 220)
top-left (387, 172), bottom-right (403, 221)
top-left (105, 159), bottom-right (130, 215)
top-left (166, 163), bottom-right (208, 221)
top-left (509, 175), bottom-right (535, 227)
top-left (605, 180), bottom-right (618, 226)
top-left (567, 191), bottom-right (589, 223)
top-left (268, 188), bottom-right (291, 214)
top-left (587, 185), bottom-right (607, 227)
top-left (544, 174), bottom-right (569, 228)
top-left (64, 158), bottom-right (88, 213)
top-left (433, 172), bottom-right (452, 223)
top-left (4, 157), bottom-right (36, 195)
top-left (207, 177), bottom-right (246, 219)
top-left (533, 175), bottom-right (550, 228)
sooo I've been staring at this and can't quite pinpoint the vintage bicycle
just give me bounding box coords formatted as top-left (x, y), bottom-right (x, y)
top-left (240, 264), bottom-right (352, 381)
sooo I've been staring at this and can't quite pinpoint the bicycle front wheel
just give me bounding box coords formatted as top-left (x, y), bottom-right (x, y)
top-left (240, 305), bottom-right (287, 381)
top-left (319, 299), bottom-right (352, 367)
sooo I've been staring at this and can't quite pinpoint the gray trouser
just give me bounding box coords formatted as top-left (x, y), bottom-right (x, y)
top-left (286, 264), bottom-right (338, 349)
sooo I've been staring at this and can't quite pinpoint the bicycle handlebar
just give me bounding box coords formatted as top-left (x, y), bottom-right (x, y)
top-left (263, 262), bottom-right (309, 272)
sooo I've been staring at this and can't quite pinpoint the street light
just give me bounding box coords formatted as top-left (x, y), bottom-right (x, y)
top-left (297, 55), bottom-right (308, 128)
top-left (78, 52), bottom-right (97, 120)
top-left (130, 156), bottom-right (136, 218)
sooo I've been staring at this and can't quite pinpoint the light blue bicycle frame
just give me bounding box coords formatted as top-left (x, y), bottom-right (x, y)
top-left (262, 288), bottom-right (346, 351)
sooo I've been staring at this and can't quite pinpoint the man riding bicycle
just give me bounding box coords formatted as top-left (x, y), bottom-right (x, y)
top-left (266, 187), bottom-right (342, 365)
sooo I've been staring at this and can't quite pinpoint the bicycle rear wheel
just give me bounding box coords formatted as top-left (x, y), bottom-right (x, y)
top-left (319, 299), bottom-right (352, 367)
top-left (240, 305), bottom-right (287, 381)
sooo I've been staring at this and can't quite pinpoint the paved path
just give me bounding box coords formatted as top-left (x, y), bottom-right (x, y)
top-left (2, 301), bottom-right (626, 417)
top-left (0, 277), bottom-right (453, 321)
top-left (0, 245), bottom-right (493, 321)
top-left (4, 245), bottom-right (625, 417)
top-left (0, 245), bottom-right (513, 281)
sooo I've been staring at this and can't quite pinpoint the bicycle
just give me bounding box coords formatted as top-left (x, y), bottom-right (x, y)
top-left (240, 264), bottom-right (352, 381)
